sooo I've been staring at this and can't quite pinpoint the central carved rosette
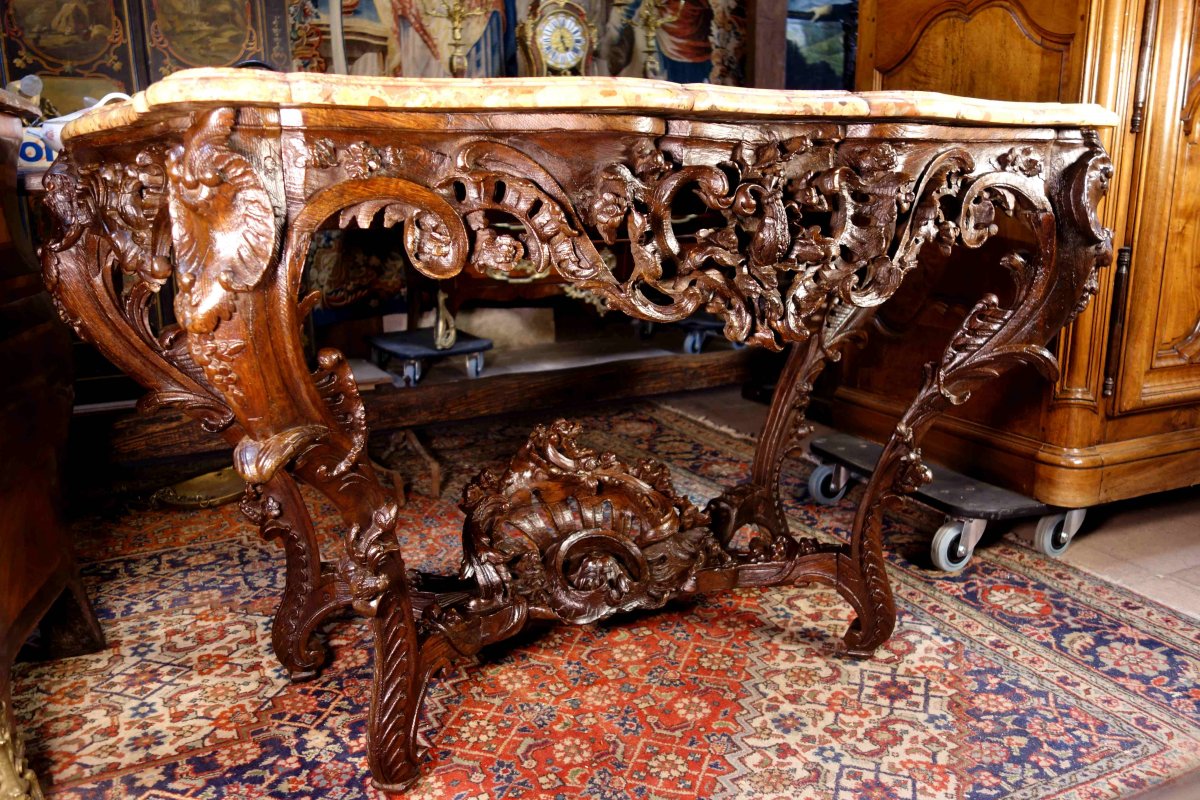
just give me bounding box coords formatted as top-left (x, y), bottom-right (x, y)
top-left (460, 420), bottom-right (732, 625)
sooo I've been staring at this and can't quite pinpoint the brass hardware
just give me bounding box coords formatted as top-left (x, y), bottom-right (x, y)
top-left (434, 288), bottom-right (457, 349)
top-left (421, 0), bottom-right (493, 78)
top-left (152, 466), bottom-right (246, 508)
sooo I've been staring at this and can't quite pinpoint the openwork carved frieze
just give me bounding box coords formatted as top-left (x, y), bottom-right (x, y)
top-left (40, 89), bottom-right (1113, 794)
top-left (286, 126), bottom-right (1091, 358)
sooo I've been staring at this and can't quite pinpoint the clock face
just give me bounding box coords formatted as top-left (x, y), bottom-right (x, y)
top-left (536, 11), bottom-right (587, 71)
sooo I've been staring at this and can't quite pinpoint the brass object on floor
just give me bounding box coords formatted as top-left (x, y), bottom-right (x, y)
top-left (153, 467), bottom-right (245, 508)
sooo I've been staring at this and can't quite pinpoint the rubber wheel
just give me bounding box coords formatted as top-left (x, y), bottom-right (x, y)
top-left (807, 465), bottom-right (848, 505)
top-left (931, 521), bottom-right (972, 572)
top-left (1033, 513), bottom-right (1074, 557)
top-left (401, 361), bottom-right (422, 386)
top-left (465, 352), bottom-right (484, 378)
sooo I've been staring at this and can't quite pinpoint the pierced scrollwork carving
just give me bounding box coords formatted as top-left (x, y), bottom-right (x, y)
top-left (42, 146), bottom-right (174, 346)
top-left (461, 420), bottom-right (731, 625)
top-left (42, 102), bottom-right (1116, 795)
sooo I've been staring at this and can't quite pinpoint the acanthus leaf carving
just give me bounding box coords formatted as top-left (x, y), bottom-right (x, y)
top-left (233, 424), bottom-right (326, 485)
top-left (311, 348), bottom-right (367, 479)
top-left (40, 145), bottom-right (236, 430)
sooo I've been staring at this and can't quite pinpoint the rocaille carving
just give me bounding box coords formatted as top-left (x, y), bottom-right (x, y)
top-left (460, 420), bottom-right (732, 625)
top-left (166, 107), bottom-right (279, 337)
top-left (41, 145), bottom-right (237, 433)
top-left (41, 105), bottom-right (1114, 794)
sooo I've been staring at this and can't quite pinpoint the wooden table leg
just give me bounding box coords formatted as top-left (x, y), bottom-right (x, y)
top-left (839, 144), bottom-right (1114, 657)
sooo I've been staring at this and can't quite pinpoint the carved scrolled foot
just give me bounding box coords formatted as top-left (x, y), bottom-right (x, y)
top-left (838, 549), bottom-right (896, 660)
top-left (242, 475), bottom-right (335, 680)
top-left (366, 581), bottom-right (425, 793)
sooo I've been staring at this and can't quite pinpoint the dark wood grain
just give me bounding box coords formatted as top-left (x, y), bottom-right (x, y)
top-left (39, 89), bottom-right (1112, 793)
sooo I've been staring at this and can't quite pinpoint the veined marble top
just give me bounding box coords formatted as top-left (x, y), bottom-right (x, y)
top-left (64, 68), bottom-right (1119, 141)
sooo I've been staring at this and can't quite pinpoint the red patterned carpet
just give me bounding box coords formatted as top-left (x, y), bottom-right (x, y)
top-left (13, 402), bottom-right (1200, 799)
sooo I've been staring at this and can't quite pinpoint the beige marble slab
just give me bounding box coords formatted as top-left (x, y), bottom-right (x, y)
top-left (64, 68), bottom-right (1119, 141)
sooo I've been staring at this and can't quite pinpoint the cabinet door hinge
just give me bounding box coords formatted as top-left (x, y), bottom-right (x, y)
top-left (1102, 246), bottom-right (1133, 397)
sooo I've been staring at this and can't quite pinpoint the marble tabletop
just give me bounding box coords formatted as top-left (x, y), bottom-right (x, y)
top-left (63, 68), bottom-right (1119, 141)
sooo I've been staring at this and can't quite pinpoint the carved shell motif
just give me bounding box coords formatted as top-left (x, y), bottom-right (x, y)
top-left (460, 420), bottom-right (730, 625)
top-left (166, 108), bottom-right (279, 335)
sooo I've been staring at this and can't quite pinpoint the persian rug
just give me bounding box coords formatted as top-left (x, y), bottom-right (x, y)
top-left (12, 402), bottom-right (1200, 799)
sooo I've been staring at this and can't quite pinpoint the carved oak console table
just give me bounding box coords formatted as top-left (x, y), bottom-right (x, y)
top-left (39, 70), bottom-right (1115, 793)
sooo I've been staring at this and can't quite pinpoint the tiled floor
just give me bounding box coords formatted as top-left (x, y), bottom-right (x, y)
top-left (661, 386), bottom-right (1200, 621)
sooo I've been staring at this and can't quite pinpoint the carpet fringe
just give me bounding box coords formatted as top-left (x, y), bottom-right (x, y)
top-left (653, 401), bottom-right (758, 442)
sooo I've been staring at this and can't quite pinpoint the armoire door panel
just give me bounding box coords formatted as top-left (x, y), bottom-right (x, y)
top-left (860, 0), bottom-right (1088, 102)
top-left (1116, 0), bottom-right (1200, 412)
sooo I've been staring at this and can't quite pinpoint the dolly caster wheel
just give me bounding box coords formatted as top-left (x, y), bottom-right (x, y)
top-left (807, 464), bottom-right (848, 505)
top-left (465, 352), bottom-right (484, 378)
top-left (1033, 508), bottom-right (1086, 557)
top-left (397, 360), bottom-right (422, 387)
top-left (931, 520), bottom-right (973, 572)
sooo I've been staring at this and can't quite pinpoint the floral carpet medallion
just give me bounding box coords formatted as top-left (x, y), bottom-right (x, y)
top-left (13, 403), bottom-right (1200, 799)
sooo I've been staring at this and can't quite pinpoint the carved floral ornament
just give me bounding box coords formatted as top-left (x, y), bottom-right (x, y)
top-left (43, 110), bottom-right (1110, 363)
top-left (295, 130), bottom-right (1099, 353)
top-left (37, 113), bottom-right (1113, 480)
top-left (36, 100), bottom-right (1115, 793)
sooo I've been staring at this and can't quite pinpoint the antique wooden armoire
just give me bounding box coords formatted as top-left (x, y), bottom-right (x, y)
top-left (830, 0), bottom-right (1200, 507)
